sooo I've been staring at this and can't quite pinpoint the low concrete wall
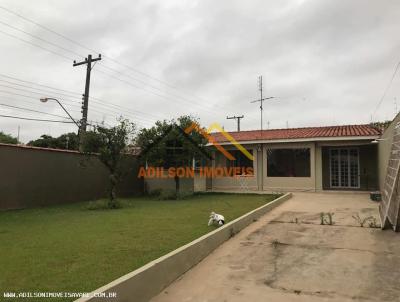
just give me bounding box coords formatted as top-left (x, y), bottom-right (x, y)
top-left (76, 192), bottom-right (292, 302)
top-left (0, 143), bottom-right (143, 210)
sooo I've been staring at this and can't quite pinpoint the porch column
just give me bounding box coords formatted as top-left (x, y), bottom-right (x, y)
top-left (257, 144), bottom-right (263, 191)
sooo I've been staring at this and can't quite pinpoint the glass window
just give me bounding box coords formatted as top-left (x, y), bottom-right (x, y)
top-left (227, 150), bottom-right (253, 169)
top-left (267, 148), bottom-right (310, 177)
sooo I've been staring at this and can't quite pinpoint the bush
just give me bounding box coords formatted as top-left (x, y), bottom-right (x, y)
top-left (158, 189), bottom-right (178, 200)
top-left (85, 199), bottom-right (123, 210)
top-left (150, 189), bottom-right (194, 200)
top-left (148, 188), bottom-right (162, 197)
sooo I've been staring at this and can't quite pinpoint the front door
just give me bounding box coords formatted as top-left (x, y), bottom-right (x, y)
top-left (330, 148), bottom-right (360, 188)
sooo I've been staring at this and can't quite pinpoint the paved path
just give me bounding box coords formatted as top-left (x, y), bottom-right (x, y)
top-left (151, 192), bottom-right (400, 302)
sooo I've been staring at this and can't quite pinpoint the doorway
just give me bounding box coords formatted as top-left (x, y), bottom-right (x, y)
top-left (329, 148), bottom-right (360, 188)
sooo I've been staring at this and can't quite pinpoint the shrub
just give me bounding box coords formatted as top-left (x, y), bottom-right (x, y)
top-left (158, 189), bottom-right (178, 200)
top-left (86, 199), bottom-right (123, 210)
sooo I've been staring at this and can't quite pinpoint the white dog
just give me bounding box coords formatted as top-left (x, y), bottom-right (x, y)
top-left (208, 211), bottom-right (225, 226)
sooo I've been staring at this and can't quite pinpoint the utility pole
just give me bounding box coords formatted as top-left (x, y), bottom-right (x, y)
top-left (73, 54), bottom-right (101, 140)
top-left (226, 115), bottom-right (244, 131)
top-left (250, 76), bottom-right (274, 135)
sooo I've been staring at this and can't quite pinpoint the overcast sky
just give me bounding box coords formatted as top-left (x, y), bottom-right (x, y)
top-left (0, 0), bottom-right (399, 143)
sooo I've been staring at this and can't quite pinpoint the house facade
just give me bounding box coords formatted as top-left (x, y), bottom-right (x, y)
top-left (208, 125), bottom-right (381, 192)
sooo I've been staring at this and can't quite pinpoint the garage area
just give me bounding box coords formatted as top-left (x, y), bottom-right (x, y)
top-left (151, 192), bottom-right (400, 302)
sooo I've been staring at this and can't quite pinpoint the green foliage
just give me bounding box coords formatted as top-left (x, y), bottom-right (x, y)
top-left (370, 120), bottom-right (392, 132)
top-left (352, 213), bottom-right (380, 228)
top-left (0, 131), bottom-right (18, 144)
top-left (0, 193), bottom-right (277, 300)
top-left (82, 119), bottom-right (136, 208)
top-left (148, 189), bottom-right (193, 200)
top-left (320, 212), bottom-right (335, 225)
top-left (158, 189), bottom-right (178, 200)
top-left (136, 115), bottom-right (209, 168)
top-left (80, 131), bottom-right (103, 153)
top-left (85, 199), bottom-right (123, 210)
top-left (28, 132), bottom-right (79, 150)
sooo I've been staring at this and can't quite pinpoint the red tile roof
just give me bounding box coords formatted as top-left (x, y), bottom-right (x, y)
top-left (211, 124), bottom-right (381, 143)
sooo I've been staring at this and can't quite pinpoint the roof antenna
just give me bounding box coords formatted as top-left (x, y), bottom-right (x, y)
top-left (250, 75), bottom-right (274, 136)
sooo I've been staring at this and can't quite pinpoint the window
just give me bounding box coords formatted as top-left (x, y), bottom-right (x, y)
top-left (227, 150), bottom-right (253, 169)
top-left (267, 148), bottom-right (310, 177)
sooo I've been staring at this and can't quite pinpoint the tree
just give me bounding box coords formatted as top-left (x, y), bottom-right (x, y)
top-left (28, 134), bottom-right (58, 148)
top-left (370, 120), bottom-right (392, 132)
top-left (28, 132), bottom-right (99, 151)
top-left (0, 131), bottom-right (18, 144)
top-left (58, 133), bottom-right (80, 150)
top-left (82, 119), bottom-right (136, 208)
top-left (136, 115), bottom-right (210, 194)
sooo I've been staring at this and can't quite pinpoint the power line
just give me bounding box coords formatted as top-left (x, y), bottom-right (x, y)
top-left (0, 73), bottom-right (164, 120)
top-left (0, 5), bottom-right (96, 56)
top-left (0, 24), bottom-right (218, 117)
top-left (0, 81), bottom-right (151, 121)
top-left (0, 78), bottom-right (78, 99)
top-left (95, 68), bottom-right (217, 116)
top-left (0, 90), bottom-right (153, 128)
top-left (0, 19), bottom-right (85, 59)
top-left (372, 60), bottom-right (400, 118)
top-left (226, 115), bottom-right (244, 132)
top-left (0, 113), bottom-right (75, 123)
top-left (0, 102), bottom-right (70, 119)
top-left (0, 5), bottom-right (225, 112)
top-left (0, 73), bottom-right (82, 95)
top-left (0, 88), bottom-right (81, 108)
top-left (0, 28), bottom-right (74, 61)
top-left (0, 88), bottom-right (156, 126)
top-left (97, 63), bottom-right (221, 114)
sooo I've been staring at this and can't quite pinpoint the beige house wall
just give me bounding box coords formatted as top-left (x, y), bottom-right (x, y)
top-left (211, 142), bottom-right (317, 192)
top-left (262, 142), bottom-right (316, 191)
top-left (211, 145), bottom-right (258, 191)
top-left (210, 138), bottom-right (378, 192)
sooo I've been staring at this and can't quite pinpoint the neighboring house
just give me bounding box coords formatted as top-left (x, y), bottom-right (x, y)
top-left (209, 124), bottom-right (381, 192)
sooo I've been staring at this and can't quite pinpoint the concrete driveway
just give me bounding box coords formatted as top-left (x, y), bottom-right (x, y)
top-left (151, 192), bottom-right (400, 302)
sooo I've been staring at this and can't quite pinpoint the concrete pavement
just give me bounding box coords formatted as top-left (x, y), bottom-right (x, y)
top-left (151, 192), bottom-right (400, 302)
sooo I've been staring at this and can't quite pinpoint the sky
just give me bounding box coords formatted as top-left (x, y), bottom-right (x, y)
top-left (0, 0), bottom-right (399, 143)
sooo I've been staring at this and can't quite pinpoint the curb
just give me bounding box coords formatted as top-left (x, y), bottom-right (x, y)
top-left (76, 192), bottom-right (292, 302)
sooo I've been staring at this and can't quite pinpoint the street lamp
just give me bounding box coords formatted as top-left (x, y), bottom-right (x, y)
top-left (39, 97), bottom-right (80, 128)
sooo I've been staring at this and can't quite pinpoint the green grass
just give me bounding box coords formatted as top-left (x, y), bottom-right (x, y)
top-left (0, 193), bottom-right (277, 301)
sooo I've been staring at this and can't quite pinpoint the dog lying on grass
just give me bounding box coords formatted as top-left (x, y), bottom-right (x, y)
top-left (208, 212), bottom-right (225, 226)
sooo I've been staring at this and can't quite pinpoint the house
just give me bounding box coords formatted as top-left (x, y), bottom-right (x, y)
top-left (208, 124), bottom-right (381, 192)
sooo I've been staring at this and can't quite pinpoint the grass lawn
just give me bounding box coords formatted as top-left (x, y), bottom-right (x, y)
top-left (0, 193), bottom-right (277, 301)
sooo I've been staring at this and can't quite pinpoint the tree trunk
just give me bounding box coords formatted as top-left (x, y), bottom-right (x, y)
top-left (174, 175), bottom-right (180, 196)
top-left (108, 173), bottom-right (118, 208)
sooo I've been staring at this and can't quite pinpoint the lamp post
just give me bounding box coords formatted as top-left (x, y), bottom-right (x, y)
top-left (39, 97), bottom-right (80, 127)
top-left (40, 97), bottom-right (85, 151)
